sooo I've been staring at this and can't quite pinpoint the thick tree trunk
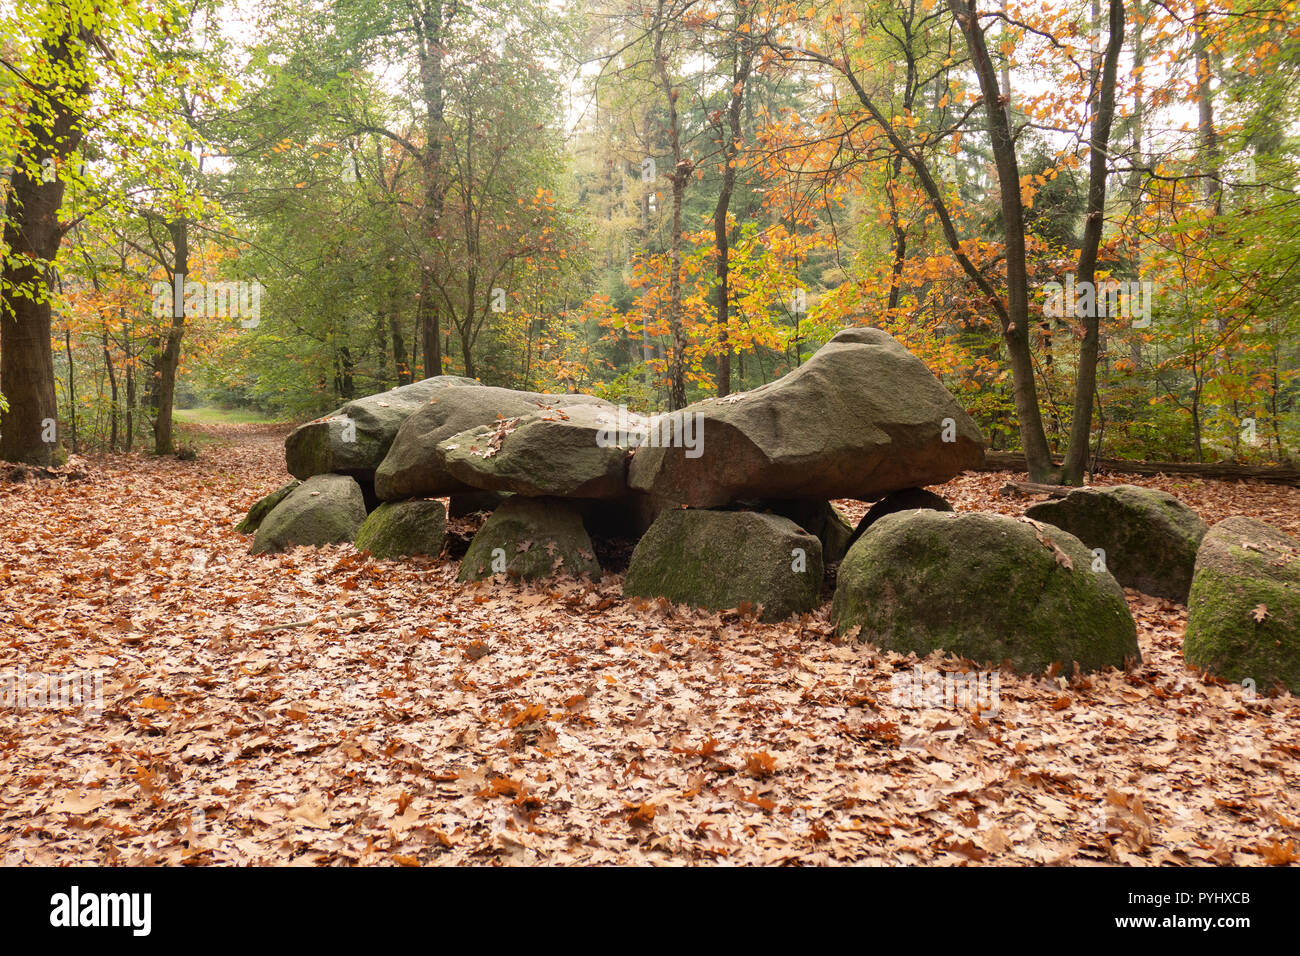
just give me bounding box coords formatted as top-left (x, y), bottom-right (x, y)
top-left (0, 28), bottom-right (89, 466)
top-left (150, 219), bottom-right (188, 455)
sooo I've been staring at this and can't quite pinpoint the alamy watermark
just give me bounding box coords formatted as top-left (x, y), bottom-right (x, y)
top-left (151, 272), bottom-right (263, 328)
top-left (1042, 276), bottom-right (1155, 328)
top-left (1, 667), bottom-right (104, 717)
top-left (890, 664), bottom-right (1000, 716)
top-left (595, 405), bottom-right (704, 458)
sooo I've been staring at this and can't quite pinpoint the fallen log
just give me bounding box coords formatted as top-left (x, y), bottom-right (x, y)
top-left (976, 451), bottom-right (1300, 487)
top-left (998, 480), bottom-right (1073, 498)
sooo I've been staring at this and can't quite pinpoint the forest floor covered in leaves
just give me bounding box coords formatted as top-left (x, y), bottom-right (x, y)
top-left (2, 423), bottom-right (1299, 866)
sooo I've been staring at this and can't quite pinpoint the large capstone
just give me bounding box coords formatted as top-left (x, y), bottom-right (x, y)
top-left (439, 404), bottom-right (642, 499)
top-left (1025, 485), bottom-right (1207, 602)
top-left (627, 327), bottom-right (984, 507)
top-left (832, 510), bottom-right (1139, 674)
top-left (1184, 516), bottom-right (1300, 694)
top-left (375, 387), bottom-right (613, 500)
top-left (624, 510), bottom-right (823, 621)
top-left (285, 375), bottom-right (479, 481)
top-left (251, 474), bottom-right (367, 554)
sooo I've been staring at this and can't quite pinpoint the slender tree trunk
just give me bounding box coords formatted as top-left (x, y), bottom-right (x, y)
top-left (0, 27), bottom-right (90, 465)
top-left (951, 0), bottom-right (1054, 480)
top-left (712, 8), bottom-right (753, 398)
top-left (103, 327), bottom-right (118, 450)
top-left (653, 2), bottom-right (689, 410)
top-left (125, 334), bottom-right (135, 453)
top-left (339, 346), bottom-right (354, 400)
top-left (390, 314), bottom-right (411, 384)
top-left (1060, 0), bottom-right (1125, 485)
top-left (417, 1), bottom-right (447, 377)
top-left (64, 328), bottom-right (77, 453)
top-left (1193, 4), bottom-right (1220, 212)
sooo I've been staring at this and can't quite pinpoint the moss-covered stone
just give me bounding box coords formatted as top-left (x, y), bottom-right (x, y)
top-left (235, 480), bottom-right (300, 534)
top-left (1025, 484), bottom-right (1207, 601)
top-left (458, 496), bottom-right (600, 582)
top-left (832, 510), bottom-right (1139, 674)
top-left (846, 487), bottom-right (953, 551)
top-left (355, 499), bottom-right (447, 559)
top-left (624, 510), bottom-right (823, 621)
top-left (251, 474), bottom-right (367, 555)
top-left (1184, 516), bottom-right (1300, 693)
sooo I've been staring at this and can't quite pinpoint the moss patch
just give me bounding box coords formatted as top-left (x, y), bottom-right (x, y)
top-left (235, 480), bottom-right (300, 534)
top-left (355, 499), bottom-right (447, 560)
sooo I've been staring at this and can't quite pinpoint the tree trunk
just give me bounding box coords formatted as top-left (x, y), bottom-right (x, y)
top-left (1193, 4), bottom-right (1221, 211)
top-left (103, 327), bottom-right (118, 450)
top-left (390, 313), bottom-right (411, 385)
top-left (150, 219), bottom-right (188, 455)
top-left (64, 328), bottom-right (78, 453)
top-left (712, 8), bottom-right (753, 398)
top-left (951, 0), bottom-right (1055, 480)
top-left (0, 27), bottom-right (90, 466)
top-left (1060, 0), bottom-right (1125, 485)
top-left (339, 346), bottom-right (354, 400)
top-left (125, 336), bottom-right (135, 452)
top-left (653, 3), bottom-right (689, 410)
top-left (416, 1), bottom-right (447, 378)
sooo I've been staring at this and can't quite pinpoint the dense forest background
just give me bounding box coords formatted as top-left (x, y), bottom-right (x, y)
top-left (3, 0), bottom-right (1298, 476)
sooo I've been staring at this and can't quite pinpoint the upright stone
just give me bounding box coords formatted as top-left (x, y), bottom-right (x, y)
top-left (833, 510), bottom-right (1139, 674)
top-left (458, 496), bottom-right (601, 582)
top-left (624, 510), bottom-right (823, 621)
top-left (1025, 485), bottom-right (1207, 601)
top-left (251, 474), bottom-right (367, 554)
top-left (1184, 516), bottom-right (1300, 694)
top-left (846, 487), bottom-right (953, 551)
top-left (235, 480), bottom-right (300, 534)
top-left (354, 499), bottom-right (447, 560)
